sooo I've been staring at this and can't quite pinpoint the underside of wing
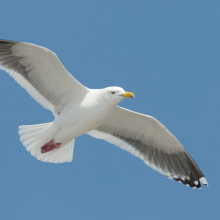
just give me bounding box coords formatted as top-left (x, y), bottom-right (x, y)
top-left (88, 106), bottom-right (208, 188)
top-left (0, 39), bottom-right (89, 115)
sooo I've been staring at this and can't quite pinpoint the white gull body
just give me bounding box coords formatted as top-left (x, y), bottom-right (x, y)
top-left (0, 39), bottom-right (208, 189)
top-left (42, 88), bottom-right (125, 145)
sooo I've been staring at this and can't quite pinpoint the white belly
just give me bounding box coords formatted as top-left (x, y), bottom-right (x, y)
top-left (52, 97), bottom-right (115, 144)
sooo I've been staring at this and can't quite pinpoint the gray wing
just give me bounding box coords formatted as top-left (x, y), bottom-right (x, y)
top-left (88, 106), bottom-right (208, 188)
top-left (0, 40), bottom-right (89, 115)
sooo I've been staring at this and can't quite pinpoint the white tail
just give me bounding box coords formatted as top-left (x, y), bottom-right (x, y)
top-left (18, 123), bottom-right (75, 163)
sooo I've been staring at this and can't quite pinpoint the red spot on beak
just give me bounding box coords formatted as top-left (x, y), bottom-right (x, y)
top-left (130, 96), bottom-right (133, 98)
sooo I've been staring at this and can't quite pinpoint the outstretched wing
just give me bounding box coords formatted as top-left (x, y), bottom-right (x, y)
top-left (0, 40), bottom-right (89, 115)
top-left (88, 106), bottom-right (208, 188)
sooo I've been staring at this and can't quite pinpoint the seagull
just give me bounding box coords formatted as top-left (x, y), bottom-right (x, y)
top-left (0, 39), bottom-right (208, 188)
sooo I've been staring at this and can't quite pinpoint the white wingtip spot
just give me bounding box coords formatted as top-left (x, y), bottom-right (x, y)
top-left (193, 181), bottom-right (198, 185)
top-left (200, 177), bottom-right (209, 186)
top-left (166, 176), bottom-right (173, 180)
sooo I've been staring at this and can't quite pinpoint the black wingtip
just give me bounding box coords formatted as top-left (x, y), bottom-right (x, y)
top-left (0, 39), bottom-right (18, 45)
top-left (172, 174), bottom-right (209, 189)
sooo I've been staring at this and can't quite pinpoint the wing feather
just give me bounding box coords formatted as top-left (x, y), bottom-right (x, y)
top-left (0, 39), bottom-right (89, 115)
top-left (88, 106), bottom-right (208, 188)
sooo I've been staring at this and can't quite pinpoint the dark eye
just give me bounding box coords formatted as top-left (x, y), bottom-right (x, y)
top-left (111, 91), bottom-right (115, 94)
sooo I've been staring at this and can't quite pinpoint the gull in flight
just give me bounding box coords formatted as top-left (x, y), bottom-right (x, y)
top-left (0, 39), bottom-right (208, 188)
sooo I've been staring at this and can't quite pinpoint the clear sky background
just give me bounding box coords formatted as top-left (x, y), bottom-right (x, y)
top-left (0, 1), bottom-right (219, 219)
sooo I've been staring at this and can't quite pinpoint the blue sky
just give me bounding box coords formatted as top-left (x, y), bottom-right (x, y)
top-left (0, 1), bottom-right (219, 219)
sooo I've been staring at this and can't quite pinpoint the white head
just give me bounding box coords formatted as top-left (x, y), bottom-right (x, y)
top-left (92, 86), bottom-right (135, 106)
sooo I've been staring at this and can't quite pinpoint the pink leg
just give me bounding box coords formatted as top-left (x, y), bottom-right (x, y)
top-left (41, 140), bottom-right (62, 153)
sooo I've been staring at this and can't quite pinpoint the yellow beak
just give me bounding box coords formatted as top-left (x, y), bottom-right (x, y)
top-left (119, 91), bottom-right (135, 98)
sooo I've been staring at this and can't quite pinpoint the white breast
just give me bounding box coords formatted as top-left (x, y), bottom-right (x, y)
top-left (52, 92), bottom-right (116, 144)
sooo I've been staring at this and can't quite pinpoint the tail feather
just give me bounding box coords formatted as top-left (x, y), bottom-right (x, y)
top-left (19, 123), bottom-right (51, 133)
top-left (37, 140), bottom-right (74, 163)
top-left (18, 123), bottom-right (75, 163)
